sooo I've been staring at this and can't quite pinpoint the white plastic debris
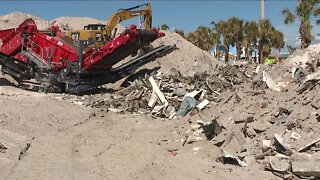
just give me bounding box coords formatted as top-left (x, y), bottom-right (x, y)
top-left (196, 99), bottom-right (210, 110)
top-left (149, 76), bottom-right (169, 107)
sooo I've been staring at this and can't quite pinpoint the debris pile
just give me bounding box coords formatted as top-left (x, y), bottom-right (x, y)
top-left (74, 51), bottom-right (320, 179)
top-left (284, 44), bottom-right (320, 68)
top-left (87, 64), bottom-right (250, 117)
top-left (205, 61), bottom-right (319, 179)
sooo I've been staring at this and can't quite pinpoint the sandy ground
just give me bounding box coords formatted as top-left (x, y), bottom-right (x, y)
top-left (0, 82), bottom-right (278, 180)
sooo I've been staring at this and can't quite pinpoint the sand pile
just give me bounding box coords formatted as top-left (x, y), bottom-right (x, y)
top-left (0, 12), bottom-right (49, 30)
top-left (147, 31), bottom-right (219, 76)
top-left (52, 16), bottom-right (105, 31)
top-left (0, 12), bottom-right (138, 36)
top-left (111, 30), bottom-right (220, 79)
top-left (284, 43), bottom-right (320, 68)
top-left (0, 12), bottom-right (107, 32)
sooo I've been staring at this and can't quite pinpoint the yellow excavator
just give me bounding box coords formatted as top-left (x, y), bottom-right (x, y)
top-left (67, 3), bottom-right (152, 48)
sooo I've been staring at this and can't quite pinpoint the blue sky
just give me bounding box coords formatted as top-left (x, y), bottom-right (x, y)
top-left (0, 1), bottom-right (319, 46)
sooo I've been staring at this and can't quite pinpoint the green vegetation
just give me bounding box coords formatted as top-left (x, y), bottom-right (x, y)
top-left (160, 24), bottom-right (170, 31)
top-left (186, 26), bottom-right (214, 51)
top-left (173, 29), bottom-right (185, 38)
top-left (282, 0), bottom-right (320, 49)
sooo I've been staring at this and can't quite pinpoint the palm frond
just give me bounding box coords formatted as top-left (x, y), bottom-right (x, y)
top-left (282, 8), bottom-right (296, 24)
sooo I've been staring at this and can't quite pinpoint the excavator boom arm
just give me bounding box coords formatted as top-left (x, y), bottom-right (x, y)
top-left (105, 3), bottom-right (152, 38)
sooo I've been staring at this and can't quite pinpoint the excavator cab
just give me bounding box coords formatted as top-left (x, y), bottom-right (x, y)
top-left (83, 24), bottom-right (106, 31)
top-left (69, 24), bottom-right (107, 47)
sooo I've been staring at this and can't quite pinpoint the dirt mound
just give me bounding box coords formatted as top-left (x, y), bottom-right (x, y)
top-left (146, 31), bottom-right (219, 76)
top-left (0, 12), bottom-right (49, 30)
top-left (284, 43), bottom-right (320, 68)
top-left (52, 16), bottom-right (105, 31)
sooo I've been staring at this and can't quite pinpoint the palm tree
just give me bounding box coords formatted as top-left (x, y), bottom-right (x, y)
top-left (228, 17), bottom-right (244, 60)
top-left (282, 0), bottom-right (320, 48)
top-left (243, 21), bottom-right (259, 61)
top-left (220, 21), bottom-right (233, 62)
top-left (160, 24), bottom-right (170, 31)
top-left (258, 19), bottom-right (274, 63)
top-left (257, 19), bottom-right (284, 64)
top-left (186, 26), bottom-right (214, 51)
top-left (211, 21), bottom-right (224, 58)
top-left (271, 30), bottom-right (285, 62)
top-left (271, 30), bottom-right (285, 54)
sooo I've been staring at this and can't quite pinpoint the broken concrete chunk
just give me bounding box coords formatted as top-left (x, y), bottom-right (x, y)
top-left (302, 69), bottom-right (320, 84)
top-left (219, 117), bottom-right (234, 130)
top-left (201, 119), bottom-right (222, 139)
top-left (191, 119), bottom-right (222, 140)
top-left (212, 132), bottom-right (228, 146)
top-left (255, 149), bottom-right (274, 160)
top-left (292, 161), bottom-right (320, 178)
top-left (298, 137), bottom-right (320, 152)
top-left (186, 136), bottom-right (202, 144)
top-left (269, 155), bottom-right (290, 172)
top-left (216, 150), bottom-right (248, 167)
top-left (235, 116), bottom-right (254, 124)
top-left (246, 126), bottom-right (257, 137)
top-left (291, 153), bottom-right (312, 161)
top-left (274, 133), bottom-right (293, 156)
top-left (174, 87), bottom-right (186, 97)
top-left (252, 122), bottom-right (268, 133)
top-left (222, 132), bottom-right (234, 147)
top-left (262, 71), bottom-right (281, 92)
top-left (244, 155), bottom-right (256, 166)
top-left (270, 116), bottom-right (288, 125)
top-left (234, 129), bottom-right (246, 145)
top-left (262, 140), bottom-right (272, 152)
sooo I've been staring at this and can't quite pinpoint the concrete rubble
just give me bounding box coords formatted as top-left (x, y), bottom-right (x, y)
top-left (83, 64), bottom-right (250, 117)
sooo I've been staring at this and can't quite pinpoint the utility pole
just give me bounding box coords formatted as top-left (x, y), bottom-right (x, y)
top-left (260, 0), bottom-right (265, 21)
